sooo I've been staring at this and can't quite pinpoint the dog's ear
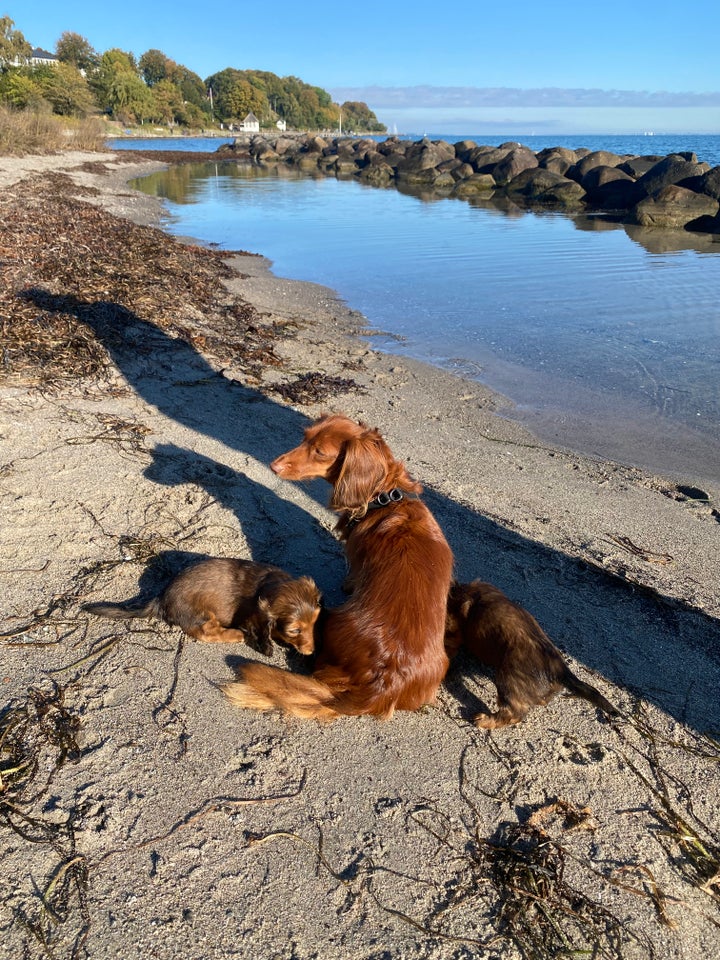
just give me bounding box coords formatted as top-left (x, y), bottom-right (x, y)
top-left (256, 596), bottom-right (275, 657)
top-left (331, 433), bottom-right (388, 514)
top-left (245, 598), bottom-right (274, 657)
top-left (297, 576), bottom-right (321, 606)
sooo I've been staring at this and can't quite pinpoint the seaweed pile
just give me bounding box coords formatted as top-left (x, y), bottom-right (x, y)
top-left (0, 168), bottom-right (359, 401)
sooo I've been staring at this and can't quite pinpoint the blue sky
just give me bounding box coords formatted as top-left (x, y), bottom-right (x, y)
top-left (9, 2), bottom-right (720, 134)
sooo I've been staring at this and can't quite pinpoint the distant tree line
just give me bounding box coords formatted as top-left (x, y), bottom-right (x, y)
top-left (0, 16), bottom-right (385, 132)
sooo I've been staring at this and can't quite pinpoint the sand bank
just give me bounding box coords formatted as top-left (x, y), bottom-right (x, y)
top-left (1, 152), bottom-right (718, 959)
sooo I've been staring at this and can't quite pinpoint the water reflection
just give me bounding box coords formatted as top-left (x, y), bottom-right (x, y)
top-left (131, 161), bottom-right (720, 485)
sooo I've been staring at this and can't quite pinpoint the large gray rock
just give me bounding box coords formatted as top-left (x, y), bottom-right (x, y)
top-left (632, 185), bottom-right (720, 228)
top-left (582, 165), bottom-right (634, 192)
top-left (588, 178), bottom-right (644, 210)
top-left (274, 137), bottom-right (301, 156)
top-left (467, 145), bottom-right (513, 172)
top-left (505, 167), bottom-right (575, 198)
top-left (395, 138), bottom-right (455, 177)
top-left (637, 155), bottom-right (708, 196)
top-left (358, 161), bottom-right (395, 184)
top-left (618, 155), bottom-right (664, 178)
top-left (491, 147), bottom-right (538, 185)
top-left (537, 147), bottom-right (578, 176)
top-left (538, 179), bottom-right (586, 207)
top-left (451, 174), bottom-right (496, 197)
top-left (567, 150), bottom-right (625, 183)
top-left (453, 140), bottom-right (477, 161)
top-left (698, 166), bottom-right (720, 200)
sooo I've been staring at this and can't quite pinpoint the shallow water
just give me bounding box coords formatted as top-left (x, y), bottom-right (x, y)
top-left (128, 150), bottom-right (720, 488)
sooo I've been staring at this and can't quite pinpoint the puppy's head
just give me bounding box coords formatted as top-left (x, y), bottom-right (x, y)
top-left (259, 575), bottom-right (322, 655)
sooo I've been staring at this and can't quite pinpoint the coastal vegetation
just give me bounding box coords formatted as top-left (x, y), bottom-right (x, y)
top-left (0, 14), bottom-right (385, 153)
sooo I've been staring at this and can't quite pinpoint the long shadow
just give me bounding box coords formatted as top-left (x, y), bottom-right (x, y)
top-left (25, 287), bottom-right (720, 733)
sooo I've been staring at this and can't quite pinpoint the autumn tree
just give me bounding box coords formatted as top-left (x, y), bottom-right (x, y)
top-left (92, 48), bottom-right (152, 122)
top-left (38, 61), bottom-right (96, 116)
top-left (0, 69), bottom-right (43, 108)
top-left (139, 48), bottom-right (174, 86)
top-left (339, 100), bottom-right (386, 133)
top-left (0, 15), bottom-right (31, 70)
top-left (55, 31), bottom-right (98, 72)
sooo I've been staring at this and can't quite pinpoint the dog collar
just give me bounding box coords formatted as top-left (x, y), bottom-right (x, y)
top-left (367, 488), bottom-right (406, 510)
top-left (346, 488), bottom-right (417, 530)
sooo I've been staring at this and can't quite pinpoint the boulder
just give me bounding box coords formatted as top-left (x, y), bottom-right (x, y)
top-left (588, 178), bottom-right (644, 210)
top-left (536, 146), bottom-right (578, 166)
top-left (637, 155), bottom-right (708, 196)
top-left (302, 136), bottom-right (328, 154)
top-left (698, 166), bottom-right (720, 200)
top-left (358, 162), bottom-right (395, 185)
top-left (632, 185), bottom-right (720, 229)
top-left (537, 147), bottom-right (578, 176)
top-left (581, 165), bottom-right (634, 192)
top-left (505, 167), bottom-right (574, 199)
top-left (567, 151), bottom-right (625, 183)
top-left (491, 147), bottom-right (538, 185)
top-left (451, 162), bottom-right (475, 181)
top-left (274, 137), bottom-right (301, 157)
top-left (453, 140), bottom-right (478, 162)
top-left (377, 137), bottom-right (407, 157)
top-left (395, 138), bottom-right (455, 177)
top-left (334, 158), bottom-right (360, 175)
top-left (254, 144), bottom-right (279, 163)
top-left (538, 179), bottom-right (586, 207)
top-left (618, 155), bottom-right (664, 178)
top-left (451, 174), bottom-right (496, 198)
top-left (467, 145), bottom-right (513, 172)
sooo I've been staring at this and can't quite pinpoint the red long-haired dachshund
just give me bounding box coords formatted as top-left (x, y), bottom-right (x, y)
top-left (83, 558), bottom-right (321, 656)
top-left (222, 414), bottom-right (454, 720)
top-left (445, 580), bottom-right (619, 728)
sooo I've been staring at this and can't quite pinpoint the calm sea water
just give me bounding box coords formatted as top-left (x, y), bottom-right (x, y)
top-left (115, 135), bottom-right (720, 488)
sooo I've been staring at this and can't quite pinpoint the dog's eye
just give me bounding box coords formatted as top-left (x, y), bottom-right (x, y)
top-left (313, 446), bottom-right (333, 460)
top-left (285, 626), bottom-right (301, 636)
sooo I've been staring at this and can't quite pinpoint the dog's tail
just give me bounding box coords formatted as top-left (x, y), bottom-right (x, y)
top-left (82, 599), bottom-right (160, 621)
top-left (222, 663), bottom-right (342, 721)
top-left (561, 667), bottom-right (620, 719)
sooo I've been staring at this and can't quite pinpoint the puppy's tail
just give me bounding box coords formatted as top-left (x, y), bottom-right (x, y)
top-left (82, 599), bottom-right (160, 621)
top-left (561, 667), bottom-right (620, 719)
top-left (222, 663), bottom-right (341, 721)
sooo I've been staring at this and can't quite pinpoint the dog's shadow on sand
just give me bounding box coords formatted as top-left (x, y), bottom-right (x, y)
top-left (25, 287), bottom-right (720, 734)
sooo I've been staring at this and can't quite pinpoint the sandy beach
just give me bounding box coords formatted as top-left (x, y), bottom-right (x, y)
top-left (1, 150), bottom-right (719, 960)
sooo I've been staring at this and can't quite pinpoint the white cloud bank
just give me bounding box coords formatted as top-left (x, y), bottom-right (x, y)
top-left (330, 86), bottom-right (720, 108)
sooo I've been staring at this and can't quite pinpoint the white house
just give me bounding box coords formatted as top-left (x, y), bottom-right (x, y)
top-left (239, 112), bottom-right (260, 133)
top-left (29, 47), bottom-right (58, 66)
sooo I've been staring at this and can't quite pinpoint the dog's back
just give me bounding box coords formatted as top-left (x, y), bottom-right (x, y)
top-left (319, 499), bottom-right (453, 717)
top-left (447, 580), bottom-right (618, 727)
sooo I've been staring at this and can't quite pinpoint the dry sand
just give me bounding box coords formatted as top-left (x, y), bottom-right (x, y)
top-left (1, 151), bottom-right (719, 960)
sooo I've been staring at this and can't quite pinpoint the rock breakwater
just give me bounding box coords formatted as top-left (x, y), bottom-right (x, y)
top-left (217, 134), bottom-right (720, 233)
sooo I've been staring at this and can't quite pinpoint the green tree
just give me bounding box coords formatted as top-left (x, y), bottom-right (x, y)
top-left (38, 61), bottom-right (96, 116)
top-left (339, 100), bottom-right (386, 133)
top-left (149, 78), bottom-right (184, 123)
top-left (139, 48), bottom-right (171, 86)
top-left (0, 69), bottom-right (44, 108)
top-left (92, 48), bottom-right (148, 119)
top-left (55, 31), bottom-right (98, 73)
top-left (226, 78), bottom-right (267, 120)
top-left (0, 15), bottom-right (31, 70)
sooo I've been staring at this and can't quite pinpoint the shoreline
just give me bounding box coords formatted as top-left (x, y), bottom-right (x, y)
top-left (2, 151), bottom-right (719, 959)
top-left (121, 144), bottom-right (720, 490)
